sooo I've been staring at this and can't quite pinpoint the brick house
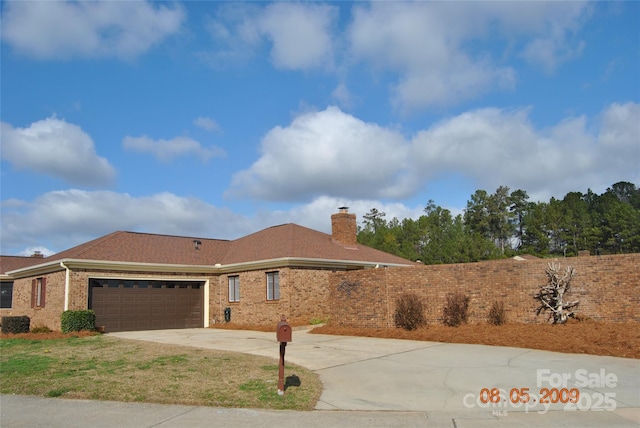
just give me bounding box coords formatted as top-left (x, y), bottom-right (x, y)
top-left (0, 209), bottom-right (414, 332)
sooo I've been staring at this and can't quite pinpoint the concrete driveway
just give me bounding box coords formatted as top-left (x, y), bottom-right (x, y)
top-left (109, 327), bottom-right (640, 426)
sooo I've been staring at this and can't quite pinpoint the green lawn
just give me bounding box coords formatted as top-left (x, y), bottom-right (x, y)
top-left (0, 335), bottom-right (321, 410)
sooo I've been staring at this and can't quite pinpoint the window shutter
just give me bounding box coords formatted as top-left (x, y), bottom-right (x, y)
top-left (41, 277), bottom-right (47, 308)
top-left (31, 279), bottom-right (36, 308)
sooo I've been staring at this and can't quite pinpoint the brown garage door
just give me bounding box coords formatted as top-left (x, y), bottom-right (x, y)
top-left (89, 279), bottom-right (204, 332)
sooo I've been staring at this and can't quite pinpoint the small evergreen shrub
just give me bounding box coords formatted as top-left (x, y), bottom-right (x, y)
top-left (31, 325), bottom-right (53, 333)
top-left (394, 293), bottom-right (426, 330)
top-left (1, 316), bottom-right (31, 334)
top-left (443, 292), bottom-right (470, 327)
top-left (309, 318), bottom-right (328, 325)
top-left (487, 301), bottom-right (507, 326)
top-left (61, 310), bottom-right (96, 333)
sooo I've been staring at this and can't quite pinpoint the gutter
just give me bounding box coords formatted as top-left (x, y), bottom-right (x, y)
top-left (7, 257), bottom-right (415, 278)
top-left (60, 262), bottom-right (70, 311)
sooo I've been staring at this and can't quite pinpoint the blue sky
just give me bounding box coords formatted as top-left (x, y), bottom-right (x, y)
top-left (1, 1), bottom-right (639, 256)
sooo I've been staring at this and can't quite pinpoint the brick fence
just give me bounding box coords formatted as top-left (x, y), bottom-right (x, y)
top-left (327, 253), bottom-right (640, 327)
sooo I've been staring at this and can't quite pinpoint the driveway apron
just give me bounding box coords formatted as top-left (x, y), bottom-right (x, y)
top-left (110, 328), bottom-right (640, 425)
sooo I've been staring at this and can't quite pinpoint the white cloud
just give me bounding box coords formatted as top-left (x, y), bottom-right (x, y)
top-left (518, 2), bottom-right (591, 73)
top-left (122, 135), bottom-right (226, 163)
top-left (202, 2), bottom-right (337, 71)
top-left (201, 2), bottom-right (592, 110)
top-left (331, 83), bottom-right (355, 110)
top-left (227, 106), bottom-right (410, 201)
top-left (193, 116), bottom-right (220, 132)
top-left (0, 190), bottom-right (246, 254)
top-left (228, 102), bottom-right (639, 205)
top-left (598, 102), bottom-right (640, 182)
top-left (281, 195), bottom-right (425, 234)
top-left (347, 1), bottom-right (590, 111)
top-left (0, 117), bottom-right (116, 186)
top-left (257, 2), bottom-right (337, 70)
top-left (0, 190), bottom-right (424, 256)
top-left (1, 0), bottom-right (185, 60)
top-left (410, 103), bottom-right (640, 202)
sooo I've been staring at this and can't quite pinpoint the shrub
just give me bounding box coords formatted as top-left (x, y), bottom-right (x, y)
top-left (443, 292), bottom-right (470, 327)
top-left (1, 316), bottom-right (31, 334)
top-left (61, 310), bottom-right (96, 333)
top-left (487, 301), bottom-right (507, 326)
top-left (573, 314), bottom-right (595, 323)
top-left (31, 325), bottom-right (53, 333)
top-left (309, 318), bottom-right (327, 325)
top-left (394, 293), bottom-right (426, 330)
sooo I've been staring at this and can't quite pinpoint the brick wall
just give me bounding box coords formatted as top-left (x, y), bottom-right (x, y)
top-left (6, 271), bottom-right (66, 330)
top-left (213, 267), bottom-right (334, 326)
top-left (214, 268), bottom-right (290, 326)
top-left (328, 253), bottom-right (640, 327)
top-left (5, 253), bottom-right (636, 331)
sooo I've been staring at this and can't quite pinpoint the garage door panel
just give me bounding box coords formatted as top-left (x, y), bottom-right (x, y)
top-left (91, 281), bottom-right (204, 332)
top-left (151, 294), bottom-right (166, 303)
top-left (106, 307), bottom-right (121, 316)
top-left (122, 294), bottom-right (136, 303)
top-left (106, 294), bottom-right (122, 303)
top-left (136, 294), bottom-right (151, 303)
top-left (123, 306), bottom-right (138, 315)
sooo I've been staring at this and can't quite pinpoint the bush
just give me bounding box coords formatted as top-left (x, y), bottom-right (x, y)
top-left (573, 314), bottom-right (595, 323)
top-left (394, 293), bottom-right (426, 330)
top-left (31, 325), bottom-right (53, 333)
top-left (61, 310), bottom-right (96, 333)
top-left (309, 318), bottom-right (328, 325)
top-left (443, 292), bottom-right (470, 327)
top-left (1, 316), bottom-right (31, 334)
top-left (487, 301), bottom-right (507, 326)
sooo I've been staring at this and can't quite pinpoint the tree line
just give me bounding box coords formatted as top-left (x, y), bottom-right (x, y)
top-left (357, 181), bottom-right (640, 264)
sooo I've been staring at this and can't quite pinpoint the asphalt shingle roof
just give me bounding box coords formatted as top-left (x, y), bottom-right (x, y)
top-left (45, 231), bottom-right (231, 266)
top-left (2, 223), bottom-right (413, 273)
top-left (0, 256), bottom-right (47, 275)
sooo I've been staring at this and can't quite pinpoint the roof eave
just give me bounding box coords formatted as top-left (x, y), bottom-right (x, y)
top-left (5, 257), bottom-right (413, 278)
top-left (5, 259), bottom-right (220, 278)
top-left (217, 257), bottom-right (413, 272)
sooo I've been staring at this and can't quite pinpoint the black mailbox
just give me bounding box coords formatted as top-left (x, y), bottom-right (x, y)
top-left (277, 317), bottom-right (292, 343)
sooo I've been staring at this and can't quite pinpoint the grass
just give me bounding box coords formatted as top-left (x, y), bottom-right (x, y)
top-left (0, 335), bottom-right (321, 410)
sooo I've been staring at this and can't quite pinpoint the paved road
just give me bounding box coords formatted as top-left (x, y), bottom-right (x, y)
top-left (2, 327), bottom-right (638, 427)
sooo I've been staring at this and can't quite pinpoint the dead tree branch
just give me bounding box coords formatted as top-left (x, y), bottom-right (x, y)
top-left (534, 262), bottom-right (579, 324)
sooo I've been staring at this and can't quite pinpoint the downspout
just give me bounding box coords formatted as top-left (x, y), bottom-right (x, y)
top-left (204, 279), bottom-right (210, 328)
top-left (60, 262), bottom-right (70, 311)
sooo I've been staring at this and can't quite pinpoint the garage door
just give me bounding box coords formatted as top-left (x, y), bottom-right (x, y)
top-left (89, 279), bottom-right (204, 332)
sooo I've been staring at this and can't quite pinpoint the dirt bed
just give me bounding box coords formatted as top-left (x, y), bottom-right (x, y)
top-left (311, 322), bottom-right (640, 359)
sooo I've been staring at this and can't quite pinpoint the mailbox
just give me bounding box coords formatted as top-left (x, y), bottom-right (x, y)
top-left (277, 317), bottom-right (292, 343)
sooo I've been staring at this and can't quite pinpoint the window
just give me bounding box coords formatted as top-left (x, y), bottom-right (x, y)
top-left (89, 278), bottom-right (203, 289)
top-left (31, 277), bottom-right (46, 308)
top-left (266, 272), bottom-right (280, 301)
top-left (228, 276), bottom-right (240, 302)
top-left (0, 282), bottom-right (13, 309)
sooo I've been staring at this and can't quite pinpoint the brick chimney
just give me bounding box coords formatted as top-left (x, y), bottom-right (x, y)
top-left (331, 207), bottom-right (357, 246)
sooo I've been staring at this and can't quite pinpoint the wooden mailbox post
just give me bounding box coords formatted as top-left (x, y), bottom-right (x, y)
top-left (276, 315), bottom-right (292, 396)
